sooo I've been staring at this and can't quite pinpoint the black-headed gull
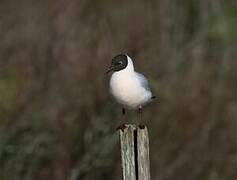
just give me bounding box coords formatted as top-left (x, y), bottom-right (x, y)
top-left (106, 54), bottom-right (155, 130)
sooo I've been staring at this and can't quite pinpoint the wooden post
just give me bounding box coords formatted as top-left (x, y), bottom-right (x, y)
top-left (119, 124), bottom-right (151, 180)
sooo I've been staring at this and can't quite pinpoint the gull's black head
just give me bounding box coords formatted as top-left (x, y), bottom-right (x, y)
top-left (106, 54), bottom-right (128, 74)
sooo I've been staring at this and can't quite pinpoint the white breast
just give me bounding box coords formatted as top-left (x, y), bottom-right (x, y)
top-left (110, 71), bottom-right (152, 109)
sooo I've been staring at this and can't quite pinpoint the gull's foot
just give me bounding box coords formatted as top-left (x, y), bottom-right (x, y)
top-left (116, 123), bottom-right (128, 132)
top-left (138, 124), bottom-right (145, 129)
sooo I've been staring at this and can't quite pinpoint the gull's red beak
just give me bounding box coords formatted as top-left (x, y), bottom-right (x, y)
top-left (105, 65), bottom-right (114, 74)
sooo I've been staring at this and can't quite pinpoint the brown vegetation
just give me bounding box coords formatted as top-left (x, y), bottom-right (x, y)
top-left (0, 0), bottom-right (237, 179)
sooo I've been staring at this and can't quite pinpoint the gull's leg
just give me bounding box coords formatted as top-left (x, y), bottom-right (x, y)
top-left (138, 106), bottom-right (145, 129)
top-left (116, 107), bottom-right (128, 131)
top-left (122, 107), bottom-right (126, 116)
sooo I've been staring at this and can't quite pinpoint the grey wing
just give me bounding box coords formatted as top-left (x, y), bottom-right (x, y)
top-left (136, 72), bottom-right (151, 91)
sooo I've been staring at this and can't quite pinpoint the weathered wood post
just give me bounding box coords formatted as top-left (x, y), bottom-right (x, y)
top-left (119, 124), bottom-right (151, 180)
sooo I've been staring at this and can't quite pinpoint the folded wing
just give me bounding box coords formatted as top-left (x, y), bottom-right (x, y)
top-left (135, 72), bottom-right (150, 91)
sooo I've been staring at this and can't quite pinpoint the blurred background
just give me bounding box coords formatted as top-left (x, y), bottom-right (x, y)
top-left (0, 0), bottom-right (237, 179)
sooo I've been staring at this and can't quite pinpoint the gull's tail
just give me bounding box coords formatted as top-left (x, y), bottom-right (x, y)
top-left (151, 96), bottom-right (156, 100)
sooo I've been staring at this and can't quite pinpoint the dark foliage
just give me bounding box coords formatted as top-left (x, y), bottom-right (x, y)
top-left (0, 0), bottom-right (237, 179)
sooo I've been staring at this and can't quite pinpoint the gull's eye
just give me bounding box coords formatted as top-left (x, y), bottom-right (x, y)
top-left (117, 61), bottom-right (123, 65)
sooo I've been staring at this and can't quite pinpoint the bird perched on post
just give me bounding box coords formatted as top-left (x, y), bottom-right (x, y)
top-left (106, 54), bottom-right (155, 130)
